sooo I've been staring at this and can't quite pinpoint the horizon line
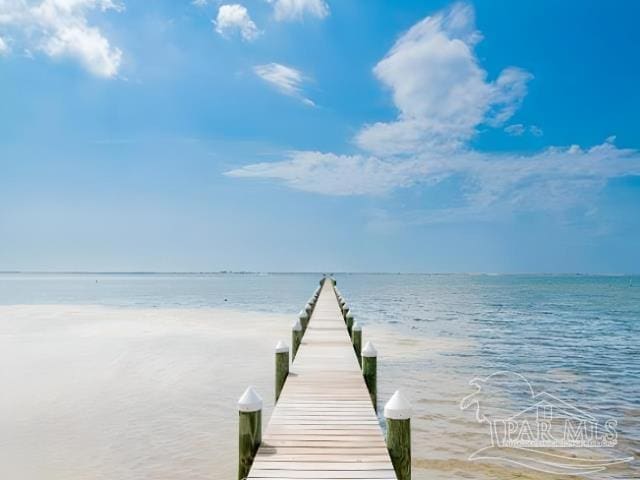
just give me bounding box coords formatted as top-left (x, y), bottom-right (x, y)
top-left (0, 271), bottom-right (637, 276)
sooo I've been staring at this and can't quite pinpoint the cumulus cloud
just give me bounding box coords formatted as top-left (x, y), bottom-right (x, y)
top-left (269, 0), bottom-right (329, 21)
top-left (226, 2), bottom-right (640, 219)
top-left (214, 4), bottom-right (260, 41)
top-left (355, 2), bottom-right (532, 156)
top-left (253, 62), bottom-right (314, 106)
top-left (0, 0), bottom-right (124, 77)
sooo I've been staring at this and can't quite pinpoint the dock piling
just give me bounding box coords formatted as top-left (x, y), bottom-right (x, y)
top-left (385, 390), bottom-right (412, 480)
top-left (298, 309), bottom-right (309, 334)
top-left (292, 318), bottom-right (303, 359)
top-left (362, 341), bottom-right (377, 411)
top-left (341, 303), bottom-right (349, 321)
top-left (274, 341), bottom-right (289, 402)
top-left (346, 311), bottom-right (354, 338)
top-left (352, 321), bottom-right (362, 366)
top-left (238, 386), bottom-right (262, 480)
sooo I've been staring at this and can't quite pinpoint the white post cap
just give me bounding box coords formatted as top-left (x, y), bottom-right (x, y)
top-left (275, 340), bottom-right (289, 353)
top-left (305, 303), bottom-right (313, 312)
top-left (292, 318), bottom-right (303, 331)
top-left (362, 341), bottom-right (377, 357)
top-left (346, 311), bottom-right (354, 320)
top-left (298, 309), bottom-right (308, 319)
top-left (384, 390), bottom-right (412, 420)
top-left (352, 321), bottom-right (361, 332)
top-left (238, 386), bottom-right (263, 412)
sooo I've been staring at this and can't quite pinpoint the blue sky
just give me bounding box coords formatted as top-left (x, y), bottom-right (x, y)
top-left (1, 0), bottom-right (639, 273)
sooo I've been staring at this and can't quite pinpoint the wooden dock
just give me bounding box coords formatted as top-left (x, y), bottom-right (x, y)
top-left (246, 280), bottom-right (398, 479)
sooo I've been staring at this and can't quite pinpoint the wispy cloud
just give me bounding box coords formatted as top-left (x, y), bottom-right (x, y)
top-left (268, 0), bottom-right (329, 22)
top-left (253, 62), bottom-right (315, 106)
top-left (227, 2), bottom-right (640, 221)
top-left (227, 138), bottom-right (640, 212)
top-left (214, 4), bottom-right (260, 41)
top-left (529, 125), bottom-right (543, 137)
top-left (0, 0), bottom-right (124, 77)
top-left (505, 124), bottom-right (525, 136)
top-left (505, 123), bottom-right (544, 137)
top-left (0, 36), bottom-right (8, 55)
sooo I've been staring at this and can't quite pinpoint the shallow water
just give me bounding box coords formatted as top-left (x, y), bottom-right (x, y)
top-left (0, 273), bottom-right (638, 479)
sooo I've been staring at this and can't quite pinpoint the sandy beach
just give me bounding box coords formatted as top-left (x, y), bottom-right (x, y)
top-left (0, 305), bottom-right (291, 479)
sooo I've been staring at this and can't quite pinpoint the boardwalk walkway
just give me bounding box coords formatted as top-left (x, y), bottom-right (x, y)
top-left (247, 281), bottom-right (397, 479)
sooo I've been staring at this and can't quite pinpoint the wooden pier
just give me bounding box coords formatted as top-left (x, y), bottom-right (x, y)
top-left (243, 279), bottom-right (403, 480)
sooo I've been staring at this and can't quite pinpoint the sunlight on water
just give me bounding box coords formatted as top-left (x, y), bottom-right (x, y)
top-left (0, 273), bottom-right (638, 479)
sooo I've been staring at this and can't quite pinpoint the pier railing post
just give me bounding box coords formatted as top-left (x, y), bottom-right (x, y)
top-left (238, 386), bottom-right (262, 480)
top-left (299, 310), bottom-right (309, 334)
top-left (362, 341), bottom-right (377, 412)
top-left (352, 321), bottom-right (362, 366)
top-left (305, 301), bottom-right (313, 319)
top-left (385, 391), bottom-right (412, 480)
top-left (292, 319), bottom-right (303, 359)
top-left (346, 312), bottom-right (354, 338)
top-left (275, 341), bottom-right (289, 402)
top-left (341, 303), bottom-right (349, 322)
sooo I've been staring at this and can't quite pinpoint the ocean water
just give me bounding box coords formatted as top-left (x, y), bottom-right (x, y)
top-left (0, 273), bottom-right (638, 479)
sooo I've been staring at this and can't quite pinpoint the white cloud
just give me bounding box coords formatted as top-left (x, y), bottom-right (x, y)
top-left (214, 4), bottom-right (260, 41)
top-left (227, 151), bottom-right (426, 195)
top-left (505, 124), bottom-right (525, 136)
top-left (269, 0), bottom-right (329, 22)
top-left (0, 0), bottom-right (124, 77)
top-left (226, 2), bottom-right (640, 219)
top-left (192, 0), bottom-right (208, 6)
top-left (253, 62), bottom-right (314, 106)
top-left (227, 140), bottom-right (640, 213)
top-left (355, 2), bottom-right (532, 156)
top-left (0, 35), bottom-right (8, 55)
top-left (529, 125), bottom-right (543, 137)
top-left (505, 123), bottom-right (544, 137)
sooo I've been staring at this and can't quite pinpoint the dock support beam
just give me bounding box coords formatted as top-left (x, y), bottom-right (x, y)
top-left (362, 341), bottom-right (377, 412)
top-left (238, 386), bottom-right (262, 480)
top-left (275, 341), bottom-right (289, 402)
top-left (292, 319), bottom-right (303, 360)
top-left (352, 321), bottom-right (362, 366)
top-left (385, 391), bottom-right (412, 480)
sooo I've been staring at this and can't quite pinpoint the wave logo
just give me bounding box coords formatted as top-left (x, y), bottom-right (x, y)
top-left (460, 371), bottom-right (633, 475)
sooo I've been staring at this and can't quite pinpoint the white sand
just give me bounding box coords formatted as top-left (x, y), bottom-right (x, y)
top-left (0, 305), bottom-right (291, 479)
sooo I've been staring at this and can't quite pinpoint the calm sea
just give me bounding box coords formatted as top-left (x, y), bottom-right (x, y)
top-left (0, 273), bottom-right (638, 479)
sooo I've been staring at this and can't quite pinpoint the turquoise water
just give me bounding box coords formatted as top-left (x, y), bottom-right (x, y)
top-left (0, 273), bottom-right (638, 479)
